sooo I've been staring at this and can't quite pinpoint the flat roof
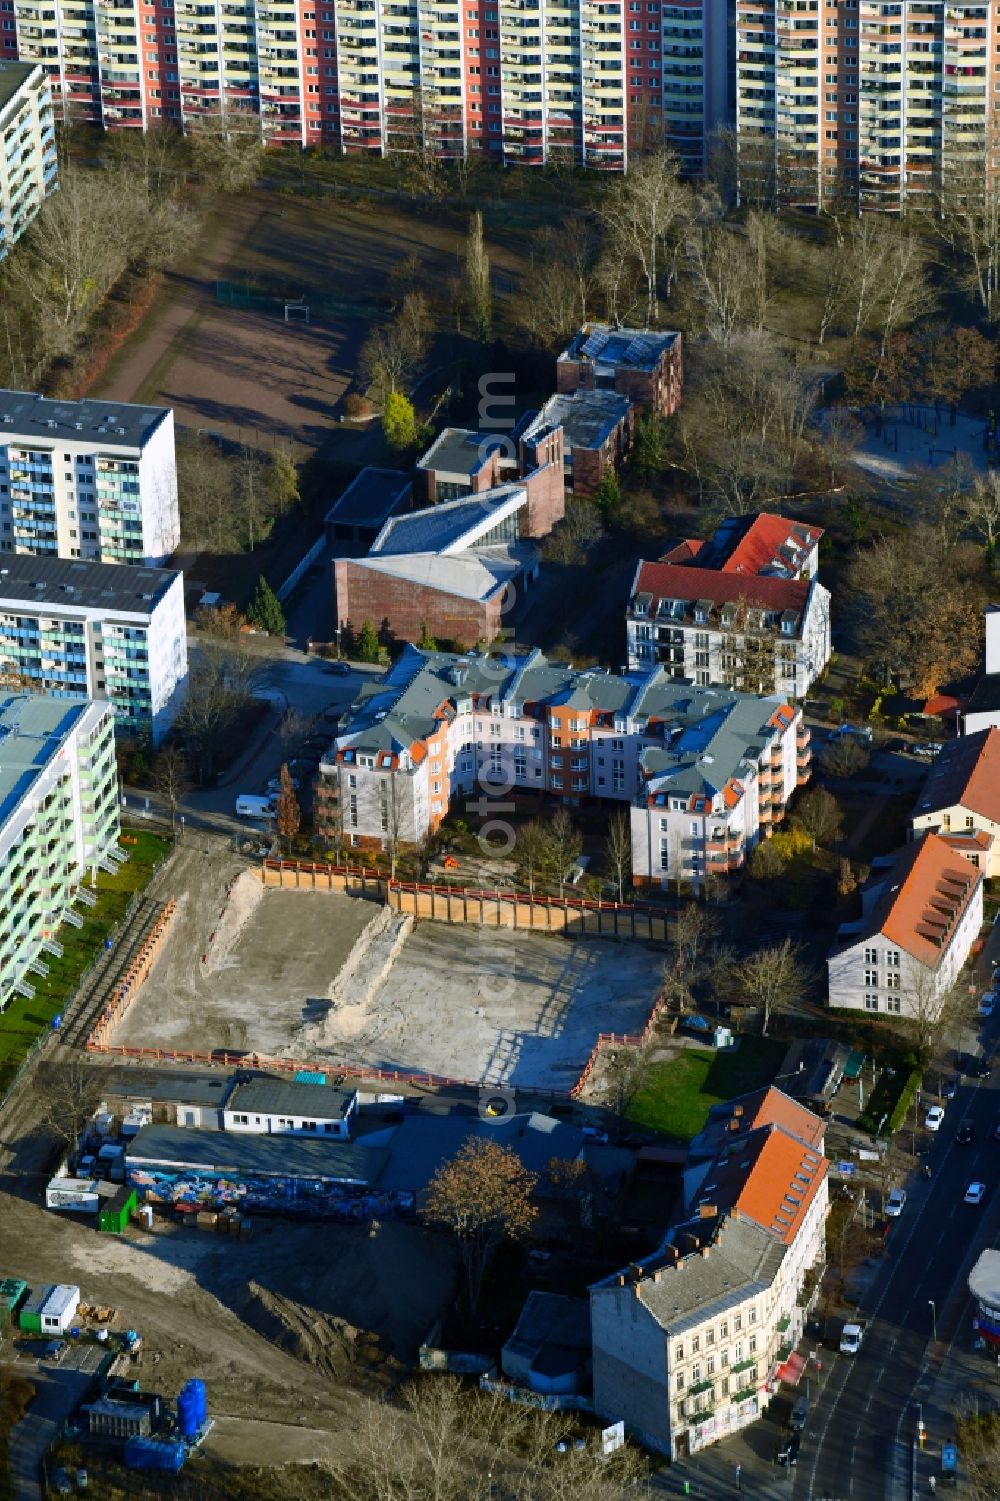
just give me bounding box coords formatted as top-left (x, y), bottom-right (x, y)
top-left (325, 467), bottom-right (412, 529)
top-left (0, 692), bottom-right (94, 831)
top-left (559, 324), bottom-right (679, 372)
top-left (417, 428), bottom-right (508, 477)
top-left (0, 61), bottom-right (43, 115)
top-left (105, 1067), bottom-right (237, 1108)
top-left (0, 390), bottom-right (170, 449)
top-left (371, 486), bottom-right (526, 557)
top-left (0, 553), bottom-right (180, 614)
top-left (41, 1284), bottom-right (79, 1318)
top-left (226, 1078), bottom-right (356, 1119)
top-left (523, 391), bottom-right (630, 453)
top-left (126, 1124), bottom-right (386, 1186)
top-left (969, 1247), bottom-right (1000, 1308)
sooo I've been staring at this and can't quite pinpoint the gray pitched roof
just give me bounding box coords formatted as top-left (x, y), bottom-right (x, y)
top-left (226, 1078), bottom-right (356, 1119)
top-left (126, 1124), bottom-right (385, 1186)
top-left (522, 391), bottom-right (631, 453)
top-left (371, 486), bottom-right (525, 556)
top-left (598, 1216), bottom-right (786, 1334)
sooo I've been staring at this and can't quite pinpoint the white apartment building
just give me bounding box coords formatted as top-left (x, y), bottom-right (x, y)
top-left (910, 727), bottom-right (1000, 879)
top-left (0, 392), bottom-right (179, 567)
top-left (735, 0), bottom-right (1000, 211)
top-left (0, 60), bottom-right (57, 260)
top-left (627, 513), bottom-right (830, 700)
top-left (0, 692), bottom-right (120, 1011)
top-left (591, 1087), bottom-right (828, 1458)
top-left (827, 830), bottom-right (984, 1018)
top-left (315, 644), bottom-right (810, 890)
top-left (0, 554), bottom-right (188, 744)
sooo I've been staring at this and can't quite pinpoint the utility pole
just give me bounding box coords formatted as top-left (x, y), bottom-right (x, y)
top-left (928, 1300), bottom-right (937, 1343)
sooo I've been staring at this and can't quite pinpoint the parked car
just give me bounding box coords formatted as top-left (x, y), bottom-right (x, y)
top-left (957, 1123), bottom-right (976, 1146)
top-left (911, 741), bottom-right (943, 759)
top-left (51, 1471), bottom-right (71, 1496)
top-left (925, 1105), bottom-right (946, 1131)
top-left (324, 660), bottom-right (351, 674)
top-left (43, 1340), bottom-right (65, 1362)
top-left (965, 1055), bottom-right (992, 1079)
top-left (75, 1471), bottom-right (88, 1492)
top-left (978, 991), bottom-right (997, 1017)
top-left (831, 724), bottom-right (874, 744)
top-left (776, 1433), bottom-right (801, 1467)
top-left (266, 774), bottom-right (300, 794)
top-left (840, 1322), bottom-right (866, 1355)
top-left (941, 1076), bottom-right (959, 1100)
top-left (965, 1182), bottom-right (987, 1205)
top-left (885, 1188), bottom-right (907, 1218)
top-left (790, 1393), bottom-right (810, 1432)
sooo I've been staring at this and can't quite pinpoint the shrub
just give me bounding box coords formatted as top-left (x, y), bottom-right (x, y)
top-left (344, 392), bottom-right (373, 419)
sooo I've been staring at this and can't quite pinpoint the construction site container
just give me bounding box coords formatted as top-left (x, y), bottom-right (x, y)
top-left (19, 1285), bottom-right (55, 1333)
top-left (39, 1285), bottom-right (81, 1335)
top-left (86, 1399), bottom-right (152, 1440)
top-left (98, 1187), bottom-right (137, 1235)
top-left (0, 1279), bottom-right (28, 1328)
top-left (123, 1437), bottom-right (185, 1473)
top-left (46, 1178), bottom-right (99, 1215)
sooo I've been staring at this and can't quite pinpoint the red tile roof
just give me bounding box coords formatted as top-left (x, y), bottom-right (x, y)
top-left (878, 831), bottom-right (983, 969)
top-left (660, 539), bottom-right (704, 564)
top-left (733, 1128), bottom-right (827, 1246)
top-left (634, 560), bottom-right (810, 617)
top-left (718, 513), bottom-right (823, 577)
top-left (917, 728), bottom-right (1000, 828)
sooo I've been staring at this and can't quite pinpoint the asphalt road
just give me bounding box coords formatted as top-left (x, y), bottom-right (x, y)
top-left (799, 1042), bottom-right (1000, 1501)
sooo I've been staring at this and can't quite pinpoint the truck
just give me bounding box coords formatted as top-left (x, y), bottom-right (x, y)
top-left (235, 795), bottom-right (272, 819)
top-left (839, 1321), bottom-right (866, 1355)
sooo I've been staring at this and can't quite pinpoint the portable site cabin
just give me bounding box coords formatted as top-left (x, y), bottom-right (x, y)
top-left (19, 1284), bottom-right (55, 1333)
top-left (0, 1279), bottom-right (28, 1329)
top-left (32, 1284), bottom-right (80, 1336)
top-left (99, 1186), bottom-right (138, 1235)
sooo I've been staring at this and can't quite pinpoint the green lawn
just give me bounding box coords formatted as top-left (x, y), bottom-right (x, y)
top-left (0, 830), bottom-right (171, 1091)
top-left (627, 1038), bottom-right (787, 1142)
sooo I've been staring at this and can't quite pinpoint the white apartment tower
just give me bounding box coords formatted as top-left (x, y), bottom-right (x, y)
top-left (0, 555), bottom-right (188, 744)
top-left (0, 392), bottom-right (179, 567)
top-left (0, 61), bottom-right (57, 260)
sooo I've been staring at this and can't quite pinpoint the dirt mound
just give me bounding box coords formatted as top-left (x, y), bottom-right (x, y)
top-left (242, 1281), bottom-right (404, 1391)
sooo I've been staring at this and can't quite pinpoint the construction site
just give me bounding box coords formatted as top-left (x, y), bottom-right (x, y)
top-left (108, 844), bottom-right (665, 1089)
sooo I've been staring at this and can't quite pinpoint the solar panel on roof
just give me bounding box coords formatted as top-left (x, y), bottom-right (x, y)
top-left (580, 330), bottom-right (609, 359)
top-left (623, 336), bottom-right (653, 365)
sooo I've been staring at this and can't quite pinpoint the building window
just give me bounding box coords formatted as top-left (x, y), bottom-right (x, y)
top-left (675, 1371), bottom-right (684, 1391)
top-left (864, 994), bottom-right (879, 1011)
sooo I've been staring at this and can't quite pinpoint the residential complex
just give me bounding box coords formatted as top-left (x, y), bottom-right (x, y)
top-left (0, 60), bottom-right (57, 260)
top-left (0, 554), bottom-right (188, 744)
top-left (3, 0), bottom-right (997, 196)
top-left (520, 390), bottom-right (633, 497)
top-left (0, 0), bottom-right (662, 165)
top-left (626, 513), bottom-right (831, 698)
top-left (315, 643), bottom-right (808, 888)
top-left (0, 692), bottom-right (120, 1011)
top-left (0, 392), bottom-right (179, 567)
top-left (333, 486), bottom-right (542, 651)
top-left (734, 0), bottom-right (1000, 211)
top-left (910, 727), bottom-right (1000, 878)
top-left (827, 831), bottom-right (984, 1018)
top-left (591, 1087), bottom-right (828, 1457)
top-left (416, 423), bottom-right (565, 530)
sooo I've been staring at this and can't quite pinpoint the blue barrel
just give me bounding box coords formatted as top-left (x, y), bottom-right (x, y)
top-left (191, 1378), bottom-right (206, 1426)
top-left (177, 1382), bottom-right (200, 1438)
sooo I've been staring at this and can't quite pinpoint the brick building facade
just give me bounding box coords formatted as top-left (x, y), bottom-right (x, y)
top-left (557, 326), bottom-right (683, 418)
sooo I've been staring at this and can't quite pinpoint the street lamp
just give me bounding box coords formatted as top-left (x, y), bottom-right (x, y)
top-left (928, 1300), bottom-right (937, 1342)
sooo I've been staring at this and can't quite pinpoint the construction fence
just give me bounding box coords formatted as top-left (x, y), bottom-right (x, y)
top-left (260, 859), bottom-right (671, 942)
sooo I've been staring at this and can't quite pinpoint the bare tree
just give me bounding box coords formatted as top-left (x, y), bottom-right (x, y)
top-left (597, 148), bottom-right (691, 324)
top-left (175, 638), bottom-right (262, 783)
top-left (724, 937), bottom-right (812, 1035)
top-left (150, 746), bottom-right (190, 833)
top-left (674, 902), bottom-right (721, 976)
top-left (38, 1060), bottom-right (108, 1158)
top-left (515, 821), bottom-right (549, 899)
top-left (543, 809), bottom-right (583, 900)
top-left (604, 811), bottom-right (632, 904)
top-left (465, 210), bottom-right (492, 342)
top-left (424, 1139), bottom-right (538, 1314)
top-left (793, 787), bottom-right (843, 850)
top-left (966, 471), bottom-right (1000, 556)
top-left (187, 113), bottom-right (263, 192)
top-left (819, 736), bottom-right (871, 780)
top-left (933, 128), bottom-right (1000, 319)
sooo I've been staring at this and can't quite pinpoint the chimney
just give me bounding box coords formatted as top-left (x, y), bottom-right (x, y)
top-left (628, 1262), bottom-right (643, 1281)
top-left (617, 1274), bottom-right (627, 1287)
top-left (652, 1269), bottom-right (662, 1283)
top-left (699, 1203), bottom-right (717, 1219)
top-left (701, 1246), bottom-right (710, 1259)
top-left (682, 1232), bottom-right (700, 1255)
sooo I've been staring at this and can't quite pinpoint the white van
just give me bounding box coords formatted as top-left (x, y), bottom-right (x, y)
top-left (235, 795), bottom-right (272, 819)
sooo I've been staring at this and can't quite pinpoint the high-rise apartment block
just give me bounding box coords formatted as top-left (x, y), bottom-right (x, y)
top-left (2, 0), bottom-right (993, 195)
top-left (0, 61), bottom-right (57, 260)
top-left (0, 392), bottom-right (179, 567)
top-left (0, 555), bottom-right (188, 744)
top-left (735, 0), bottom-right (1000, 210)
top-left (0, 692), bottom-right (120, 1011)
